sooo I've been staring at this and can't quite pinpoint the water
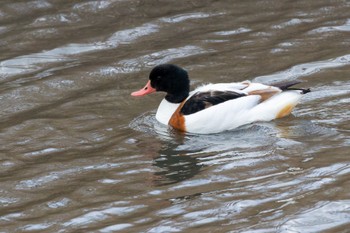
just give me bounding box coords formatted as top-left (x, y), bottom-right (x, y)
top-left (1, 0), bottom-right (350, 232)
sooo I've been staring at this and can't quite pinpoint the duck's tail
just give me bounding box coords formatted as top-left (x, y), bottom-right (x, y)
top-left (272, 80), bottom-right (311, 94)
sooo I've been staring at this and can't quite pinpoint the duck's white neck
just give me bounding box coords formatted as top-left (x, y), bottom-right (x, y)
top-left (155, 99), bottom-right (181, 125)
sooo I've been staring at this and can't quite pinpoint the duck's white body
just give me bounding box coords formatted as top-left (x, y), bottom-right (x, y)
top-left (155, 81), bottom-right (303, 134)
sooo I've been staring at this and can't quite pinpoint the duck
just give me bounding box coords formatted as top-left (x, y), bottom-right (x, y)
top-left (131, 64), bottom-right (310, 134)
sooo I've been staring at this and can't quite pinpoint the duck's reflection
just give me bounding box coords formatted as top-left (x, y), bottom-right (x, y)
top-left (131, 111), bottom-right (320, 187)
top-left (152, 146), bottom-right (203, 186)
top-left (131, 115), bottom-right (204, 186)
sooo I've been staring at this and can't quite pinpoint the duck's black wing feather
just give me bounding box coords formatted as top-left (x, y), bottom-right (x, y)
top-left (272, 80), bottom-right (311, 94)
top-left (180, 91), bottom-right (246, 115)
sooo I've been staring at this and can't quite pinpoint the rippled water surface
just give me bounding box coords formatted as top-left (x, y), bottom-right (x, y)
top-left (1, 0), bottom-right (350, 232)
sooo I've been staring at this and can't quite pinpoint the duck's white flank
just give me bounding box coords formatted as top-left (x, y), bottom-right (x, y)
top-left (155, 81), bottom-right (304, 134)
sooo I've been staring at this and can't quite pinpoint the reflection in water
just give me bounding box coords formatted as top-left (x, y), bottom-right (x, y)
top-left (130, 113), bottom-right (203, 186)
top-left (131, 112), bottom-right (328, 187)
top-left (153, 150), bottom-right (202, 186)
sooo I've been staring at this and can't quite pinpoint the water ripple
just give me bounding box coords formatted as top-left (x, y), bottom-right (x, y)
top-left (309, 19), bottom-right (350, 34)
top-left (254, 54), bottom-right (350, 83)
top-left (63, 204), bottom-right (146, 228)
top-left (279, 201), bottom-right (350, 232)
top-left (160, 12), bottom-right (221, 23)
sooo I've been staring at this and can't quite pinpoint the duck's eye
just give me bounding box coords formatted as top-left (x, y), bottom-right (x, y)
top-left (156, 76), bottom-right (161, 80)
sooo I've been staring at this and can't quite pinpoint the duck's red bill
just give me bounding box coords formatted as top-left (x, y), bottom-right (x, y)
top-left (131, 80), bottom-right (156, 96)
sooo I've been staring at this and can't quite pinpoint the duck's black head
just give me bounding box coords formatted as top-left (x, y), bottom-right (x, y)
top-left (149, 64), bottom-right (190, 103)
top-left (131, 64), bottom-right (190, 103)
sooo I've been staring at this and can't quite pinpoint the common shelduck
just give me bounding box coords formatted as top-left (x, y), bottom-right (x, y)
top-left (131, 64), bottom-right (310, 134)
